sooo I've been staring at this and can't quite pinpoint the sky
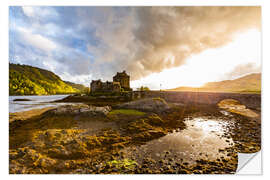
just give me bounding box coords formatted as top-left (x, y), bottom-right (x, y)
top-left (9, 7), bottom-right (261, 90)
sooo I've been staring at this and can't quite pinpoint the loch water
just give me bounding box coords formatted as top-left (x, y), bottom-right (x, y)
top-left (9, 95), bottom-right (72, 113)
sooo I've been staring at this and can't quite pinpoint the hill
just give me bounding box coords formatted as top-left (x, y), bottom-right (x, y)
top-left (9, 63), bottom-right (80, 95)
top-left (168, 73), bottom-right (261, 93)
top-left (64, 81), bottom-right (89, 93)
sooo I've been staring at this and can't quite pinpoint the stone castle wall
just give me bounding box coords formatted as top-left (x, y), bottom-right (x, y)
top-left (91, 80), bottom-right (121, 93)
top-left (90, 70), bottom-right (131, 93)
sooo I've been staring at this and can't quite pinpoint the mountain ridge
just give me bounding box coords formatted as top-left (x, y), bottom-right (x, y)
top-left (168, 73), bottom-right (261, 93)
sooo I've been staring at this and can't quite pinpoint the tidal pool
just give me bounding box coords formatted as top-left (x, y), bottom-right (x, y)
top-left (122, 117), bottom-right (235, 166)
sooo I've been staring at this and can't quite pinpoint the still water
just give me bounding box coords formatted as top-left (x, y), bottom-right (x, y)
top-left (122, 117), bottom-right (235, 165)
top-left (9, 95), bottom-right (72, 113)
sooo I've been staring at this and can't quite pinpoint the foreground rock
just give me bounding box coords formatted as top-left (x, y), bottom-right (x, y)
top-left (217, 99), bottom-right (261, 154)
top-left (48, 104), bottom-right (112, 116)
top-left (9, 100), bottom-right (186, 174)
top-left (115, 98), bottom-right (170, 112)
top-left (9, 97), bottom-right (260, 174)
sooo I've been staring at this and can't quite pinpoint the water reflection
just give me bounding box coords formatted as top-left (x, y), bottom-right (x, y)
top-left (123, 117), bottom-right (235, 165)
top-left (220, 110), bottom-right (233, 117)
top-left (9, 95), bottom-right (78, 112)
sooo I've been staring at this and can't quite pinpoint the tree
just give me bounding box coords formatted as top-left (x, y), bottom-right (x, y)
top-left (137, 86), bottom-right (150, 91)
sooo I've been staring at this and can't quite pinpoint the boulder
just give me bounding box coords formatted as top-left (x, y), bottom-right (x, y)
top-left (49, 104), bottom-right (111, 116)
top-left (115, 98), bottom-right (170, 112)
top-left (218, 99), bottom-right (258, 118)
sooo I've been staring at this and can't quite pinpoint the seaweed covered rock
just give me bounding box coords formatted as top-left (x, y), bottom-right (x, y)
top-left (115, 98), bottom-right (170, 112)
top-left (147, 114), bottom-right (164, 126)
top-left (9, 147), bottom-right (57, 174)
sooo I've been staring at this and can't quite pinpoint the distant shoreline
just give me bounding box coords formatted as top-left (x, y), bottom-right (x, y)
top-left (9, 94), bottom-right (74, 96)
top-left (163, 90), bottom-right (261, 94)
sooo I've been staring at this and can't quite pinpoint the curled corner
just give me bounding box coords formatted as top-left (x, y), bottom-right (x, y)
top-left (236, 151), bottom-right (262, 174)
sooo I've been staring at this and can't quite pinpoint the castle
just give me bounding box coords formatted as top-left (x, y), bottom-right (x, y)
top-left (90, 71), bottom-right (132, 93)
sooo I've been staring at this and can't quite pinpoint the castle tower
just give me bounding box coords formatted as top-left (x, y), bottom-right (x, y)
top-left (113, 70), bottom-right (131, 91)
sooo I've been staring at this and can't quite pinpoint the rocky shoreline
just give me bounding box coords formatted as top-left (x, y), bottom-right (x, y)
top-left (9, 97), bottom-right (261, 174)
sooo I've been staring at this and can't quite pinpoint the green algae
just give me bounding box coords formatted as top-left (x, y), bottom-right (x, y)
top-left (107, 159), bottom-right (138, 170)
top-left (108, 109), bottom-right (146, 116)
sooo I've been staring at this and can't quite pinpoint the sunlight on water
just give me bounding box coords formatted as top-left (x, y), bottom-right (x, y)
top-left (186, 118), bottom-right (227, 133)
top-left (122, 117), bottom-right (235, 165)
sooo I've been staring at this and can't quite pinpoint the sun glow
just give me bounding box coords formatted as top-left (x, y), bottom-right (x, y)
top-left (131, 29), bottom-right (261, 90)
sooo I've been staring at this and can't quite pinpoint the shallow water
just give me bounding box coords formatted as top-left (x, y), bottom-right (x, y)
top-left (9, 95), bottom-right (74, 113)
top-left (123, 117), bottom-right (235, 165)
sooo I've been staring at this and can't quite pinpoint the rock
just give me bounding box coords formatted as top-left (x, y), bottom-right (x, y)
top-left (218, 99), bottom-right (258, 118)
top-left (175, 162), bottom-right (181, 166)
top-left (9, 150), bottom-right (19, 160)
top-left (147, 114), bottom-right (164, 126)
top-left (34, 157), bottom-right (57, 168)
top-left (49, 104), bottom-right (112, 116)
top-left (178, 169), bottom-right (188, 174)
top-left (13, 98), bottom-right (32, 101)
top-left (194, 165), bottom-right (203, 170)
top-left (158, 160), bottom-right (165, 164)
top-left (148, 130), bottom-right (166, 138)
top-left (115, 98), bottom-right (170, 112)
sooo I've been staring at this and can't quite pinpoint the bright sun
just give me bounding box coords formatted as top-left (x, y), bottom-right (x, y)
top-left (131, 29), bottom-right (261, 90)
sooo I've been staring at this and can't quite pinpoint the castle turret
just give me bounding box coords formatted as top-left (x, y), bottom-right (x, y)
top-left (113, 70), bottom-right (131, 91)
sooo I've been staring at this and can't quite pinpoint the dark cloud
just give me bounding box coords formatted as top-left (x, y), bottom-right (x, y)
top-left (126, 7), bottom-right (261, 79)
top-left (76, 7), bottom-right (261, 80)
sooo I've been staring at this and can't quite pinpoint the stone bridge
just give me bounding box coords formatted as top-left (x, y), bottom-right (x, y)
top-left (132, 91), bottom-right (261, 110)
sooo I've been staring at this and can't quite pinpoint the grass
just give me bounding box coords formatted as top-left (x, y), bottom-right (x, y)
top-left (107, 159), bottom-right (137, 170)
top-left (108, 109), bottom-right (146, 116)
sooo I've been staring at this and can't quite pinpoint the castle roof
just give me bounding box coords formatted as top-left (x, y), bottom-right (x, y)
top-left (114, 70), bottom-right (129, 78)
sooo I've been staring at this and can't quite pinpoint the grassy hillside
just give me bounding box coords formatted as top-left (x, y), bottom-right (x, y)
top-left (9, 63), bottom-right (80, 95)
top-left (64, 81), bottom-right (88, 93)
top-left (168, 73), bottom-right (261, 93)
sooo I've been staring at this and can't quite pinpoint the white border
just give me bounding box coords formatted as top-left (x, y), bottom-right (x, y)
top-left (1, 0), bottom-right (269, 180)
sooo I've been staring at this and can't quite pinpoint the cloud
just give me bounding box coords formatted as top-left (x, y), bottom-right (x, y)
top-left (22, 6), bottom-right (34, 17)
top-left (127, 7), bottom-right (261, 79)
top-left (9, 6), bottom-right (261, 85)
top-left (16, 27), bottom-right (58, 53)
top-left (224, 63), bottom-right (261, 80)
top-left (60, 73), bottom-right (92, 86)
top-left (79, 7), bottom-right (261, 80)
top-left (22, 6), bottom-right (59, 19)
top-left (131, 29), bottom-right (261, 90)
